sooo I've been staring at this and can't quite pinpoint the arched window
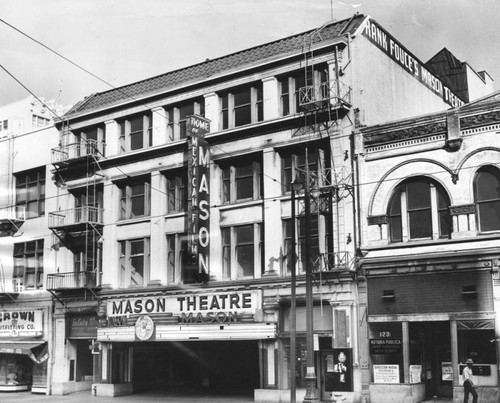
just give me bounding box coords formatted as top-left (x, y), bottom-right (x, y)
top-left (388, 177), bottom-right (451, 243)
top-left (474, 166), bottom-right (500, 232)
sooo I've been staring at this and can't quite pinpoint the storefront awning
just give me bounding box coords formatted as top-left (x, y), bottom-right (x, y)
top-left (0, 342), bottom-right (48, 364)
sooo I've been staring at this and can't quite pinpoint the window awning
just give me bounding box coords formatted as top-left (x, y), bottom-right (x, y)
top-left (0, 342), bottom-right (48, 364)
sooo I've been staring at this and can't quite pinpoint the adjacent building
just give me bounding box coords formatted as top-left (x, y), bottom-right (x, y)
top-left (0, 13), bottom-right (495, 403)
top-left (356, 93), bottom-right (500, 403)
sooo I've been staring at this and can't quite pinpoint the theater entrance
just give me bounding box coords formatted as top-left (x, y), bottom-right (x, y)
top-left (132, 340), bottom-right (259, 396)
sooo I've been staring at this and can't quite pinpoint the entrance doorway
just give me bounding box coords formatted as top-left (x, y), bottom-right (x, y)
top-left (410, 321), bottom-right (452, 398)
top-left (132, 340), bottom-right (259, 396)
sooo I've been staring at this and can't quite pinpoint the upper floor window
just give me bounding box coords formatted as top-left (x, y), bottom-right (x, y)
top-left (166, 99), bottom-right (205, 141)
top-left (32, 115), bottom-right (51, 128)
top-left (281, 146), bottom-right (327, 194)
top-left (220, 84), bottom-right (263, 129)
top-left (14, 239), bottom-right (44, 290)
top-left (75, 125), bottom-right (106, 157)
top-left (165, 170), bottom-right (187, 213)
top-left (474, 166), bottom-right (500, 232)
top-left (388, 177), bottom-right (451, 243)
top-left (221, 156), bottom-right (262, 204)
top-left (221, 223), bottom-right (263, 279)
top-left (119, 112), bottom-right (152, 152)
top-left (119, 238), bottom-right (150, 287)
top-left (0, 119), bottom-right (8, 131)
top-left (118, 177), bottom-right (151, 220)
top-left (15, 167), bottom-right (45, 219)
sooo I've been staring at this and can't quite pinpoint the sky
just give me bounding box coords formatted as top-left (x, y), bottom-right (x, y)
top-left (1, 0), bottom-right (499, 109)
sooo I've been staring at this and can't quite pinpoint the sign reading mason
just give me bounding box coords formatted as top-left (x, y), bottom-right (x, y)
top-left (363, 18), bottom-right (464, 108)
top-left (187, 115), bottom-right (211, 274)
top-left (107, 290), bottom-right (260, 324)
top-left (0, 310), bottom-right (43, 337)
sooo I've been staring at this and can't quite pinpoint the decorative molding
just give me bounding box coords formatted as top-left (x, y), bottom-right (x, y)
top-left (449, 204), bottom-right (476, 216)
top-left (363, 121), bottom-right (446, 147)
top-left (457, 320), bottom-right (494, 330)
top-left (444, 138), bottom-right (463, 152)
top-left (367, 215), bottom-right (388, 225)
top-left (460, 110), bottom-right (500, 130)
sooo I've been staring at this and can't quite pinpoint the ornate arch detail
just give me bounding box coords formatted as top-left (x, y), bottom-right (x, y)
top-left (453, 147), bottom-right (500, 180)
top-left (368, 158), bottom-right (455, 216)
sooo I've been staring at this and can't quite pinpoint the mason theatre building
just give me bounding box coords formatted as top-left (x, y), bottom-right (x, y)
top-left (7, 12), bottom-right (489, 402)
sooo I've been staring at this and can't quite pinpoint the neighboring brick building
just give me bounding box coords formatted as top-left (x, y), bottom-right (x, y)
top-left (357, 92), bottom-right (500, 403)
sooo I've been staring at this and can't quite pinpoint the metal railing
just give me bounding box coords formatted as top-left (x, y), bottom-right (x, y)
top-left (0, 278), bottom-right (24, 293)
top-left (51, 139), bottom-right (105, 163)
top-left (314, 252), bottom-right (357, 272)
top-left (48, 206), bottom-right (103, 228)
top-left (46, 271), bottom-right (101, 290)
top-left (299, 80), bottom-right (352, 109)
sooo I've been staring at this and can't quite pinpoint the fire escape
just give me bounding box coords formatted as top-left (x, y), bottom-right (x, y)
top-left (296, 22), bottom-right (356, 279)
top-left (47, 122), bottom-right (104, 302)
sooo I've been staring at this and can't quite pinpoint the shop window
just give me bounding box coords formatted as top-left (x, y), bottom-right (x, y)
top-left (118, 176), bottom-right (151, 220)
top-left (280, 146), bottom-right (327, 195)
top-left (458, 326), bottom-right (496, 364)
top-left (119, 238), bottom-right (150, 287)
top-left (474, 165), bottom-right (500, 232)
top-left (221, 223), bottom-right (263, 279)
top-left (388, 177), bottom-right (451, 242)
top-left (15, 167), bottom-right (45, 219)
top-left (166, 99), bottom-right (204, 141)
top-left (220, 83), bottom-right (263, 129)
top-left (220, 156), bottom-right (262, 204)
top-left (13, 239), bottom-right (44, 290)
top-left (165, 170), bottom-right (187, 213)
top-left (119, 112), bottom-right (152, 152)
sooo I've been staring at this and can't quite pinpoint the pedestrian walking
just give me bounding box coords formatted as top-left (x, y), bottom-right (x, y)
top-left (463, 358), bottom-right (478, 403)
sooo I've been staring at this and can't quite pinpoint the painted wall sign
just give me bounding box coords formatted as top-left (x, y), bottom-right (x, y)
top-left (187, 114), bottom-right (211, 275)
top-left (373, 364), bottom-right (400, 383)
top-left (107, 290), bottom-right (261, 321)
top-left (362, 18), bottom-right (464, 108)
top-left (0, 310), bottom-right (43, 338)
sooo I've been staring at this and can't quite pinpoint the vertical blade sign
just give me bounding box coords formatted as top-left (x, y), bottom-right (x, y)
top-left (187, 115), bottom-right (210, 274)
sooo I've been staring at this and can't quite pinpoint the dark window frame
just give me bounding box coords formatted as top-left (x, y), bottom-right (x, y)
top-left (15, 167), bottom-right (45, 219)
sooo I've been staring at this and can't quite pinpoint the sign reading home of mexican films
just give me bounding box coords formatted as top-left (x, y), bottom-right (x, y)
top-left (0, 310), bottom-right (43, 337)
top-left (107, 290), bottom-right (260, 323)
top-left (187, 115), bottom-right (210, 274)
top-left (362, 18), bottom-right (464, 108)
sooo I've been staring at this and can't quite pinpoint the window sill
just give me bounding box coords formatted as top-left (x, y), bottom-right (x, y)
top-left (116, 216), bottom-right (151, 226)
top-left (218, 199), bottom-right (263, 211)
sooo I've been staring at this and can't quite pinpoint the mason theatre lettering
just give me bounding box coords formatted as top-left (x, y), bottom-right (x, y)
top-left (363, 18), bottom-right (464, 108)
top-left (107, 290), bottom-right (261, 324)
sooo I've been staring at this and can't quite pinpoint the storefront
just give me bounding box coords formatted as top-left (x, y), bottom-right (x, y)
top-left (93, 289), bottom-right (276, 397)
top-left (0, 309), bottom-right (49, 393)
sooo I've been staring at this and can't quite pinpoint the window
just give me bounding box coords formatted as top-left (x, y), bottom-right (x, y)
top-left (221, 157), bottom-right (262, 204)
top-left (221, 223), bottom-right (263, 279)
top-left (166, 99), bottom-right (204, 141)
top-left (32, 115), bottom-right (51, 128)
top-left (220, 84), bottom-right (263, 129)
top-left (281, 146), bottom-right (327, 194)
top-left (119, 113), bottom-right (152, 152)
top-left (75, 125), bottom-right (105, 157)
top-left (119, 238), bottom-right (150, 287)
top-left (118, 177), bottom-right (151, 220)
top-left (0, 119), bottom-right (8, 131)
top-left (283, 214), bottom-right (322, 274)
top-left (388, 177), bottom-right (451, 242)
top-left (13, 240), bottom-right (44, 290)
top-left (165, 170), bottom-right (187, 213)
top-left (166, 233), bottom-right (199, 284)
top-left (474, 166), bottom-right (500, 232)
top-left (15, 167), bottom-right (45, 218)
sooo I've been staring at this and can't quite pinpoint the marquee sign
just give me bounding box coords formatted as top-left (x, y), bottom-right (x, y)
top-left (187, 115), bottom-right (211, 275)
top-left (0, 310), bottom-right (43, 338)
top-left (362, 18), bottom-right (464, 108)
top-left (106, 290), bottom-right (261, 324)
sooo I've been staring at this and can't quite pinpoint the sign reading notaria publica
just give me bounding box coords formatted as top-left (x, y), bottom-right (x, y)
top-left (0, 310), bottom-right (43, 337)
top-left (362, 18), bottom-right (464, 108)
top-left (187, 114), bottom-right (211, 275)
